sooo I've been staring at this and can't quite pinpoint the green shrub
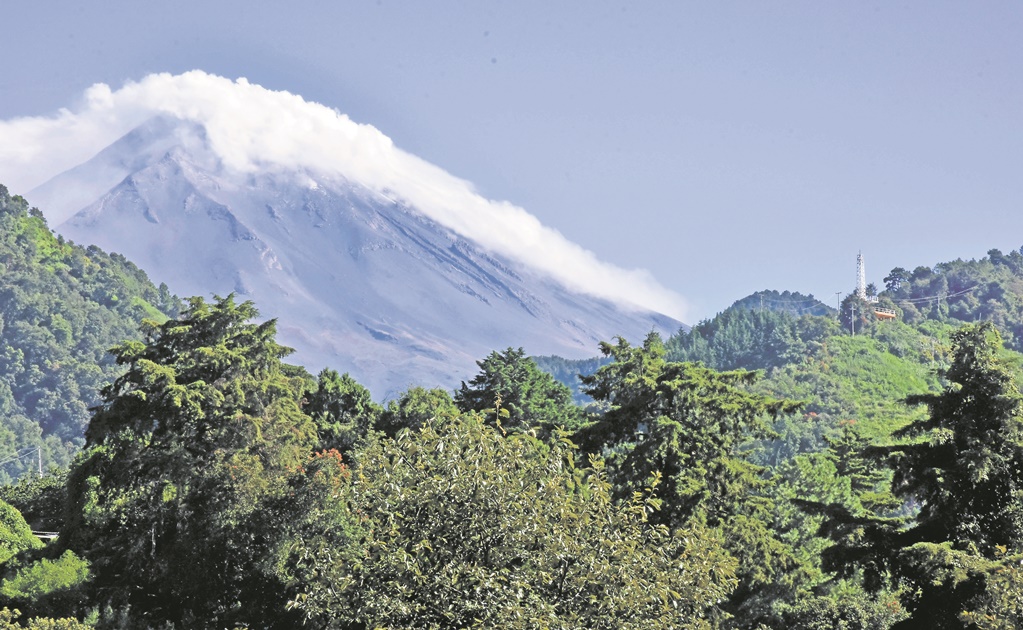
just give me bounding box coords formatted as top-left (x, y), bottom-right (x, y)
top-left (0, 551), bottom-right (89, 602)
top-left (0, 502), bottom-right (41, 565)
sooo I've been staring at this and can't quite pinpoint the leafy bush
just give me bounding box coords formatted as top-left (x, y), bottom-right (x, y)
top-left (0, 551), bottom-right (89, 602)
top-left (288, 415), bottom-right (737, 629)
top-left (0, 502), bottom-right (40, 565)
top-left (0, 607), bottom-right (89, 629)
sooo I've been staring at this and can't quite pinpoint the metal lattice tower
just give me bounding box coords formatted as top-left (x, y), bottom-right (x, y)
top-left (856, 251), bottom-right (867, 299)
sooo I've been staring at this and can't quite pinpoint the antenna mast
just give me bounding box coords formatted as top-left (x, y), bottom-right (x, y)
top-left (856, 251), bottom-right (867, 300)
top-left (855, 252), bottom-right (895, 322)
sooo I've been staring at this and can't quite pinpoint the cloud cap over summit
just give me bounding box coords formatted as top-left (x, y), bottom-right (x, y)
top-left (1, 71), bottom-right (689, 321)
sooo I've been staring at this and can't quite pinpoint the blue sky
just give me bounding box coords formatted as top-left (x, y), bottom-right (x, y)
top-left (2, 1), bottom-right (1021, 322)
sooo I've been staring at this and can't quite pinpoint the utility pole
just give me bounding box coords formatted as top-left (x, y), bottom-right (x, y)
top-left (850, 302), bottom-right (856, 336)
top-left (37, 448), bottom-right (42, 478)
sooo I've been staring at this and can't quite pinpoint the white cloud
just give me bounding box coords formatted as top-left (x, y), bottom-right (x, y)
top-left (0, 71), bottom-right (689, 321)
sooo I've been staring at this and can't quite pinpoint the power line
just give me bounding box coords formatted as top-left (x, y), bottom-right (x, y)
top-left (0, 447), bottom-right (43, 476)
top-left (0, 447), bottom-right (38, 467)
top-left (895, 284), bottom-right (979, 305)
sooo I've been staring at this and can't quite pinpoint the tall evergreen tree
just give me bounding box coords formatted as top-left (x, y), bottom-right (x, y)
top-left (577, 333), bottom-right (802, 625)
top-left (63, 296), bottom-right (317, 628)
top-left (896, 323), bottom-right (1023, 552)
top-left (455, 347), bottom-right (585, 436)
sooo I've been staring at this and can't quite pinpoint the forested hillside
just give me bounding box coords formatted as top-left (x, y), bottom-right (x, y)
top-left (0, 185), bottom-right (180, 481)
top-left (882, 250), bottom-right (1023, 350)
top-left (662, 247), bottom-right (1023, 436)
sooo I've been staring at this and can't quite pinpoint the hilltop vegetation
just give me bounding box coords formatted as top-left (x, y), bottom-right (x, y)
top-left (882, 250), bottom-right (1023, 350)
top-left (663, 246), bottom-right (1023, 441)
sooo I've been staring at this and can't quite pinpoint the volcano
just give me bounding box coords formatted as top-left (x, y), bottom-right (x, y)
top-left (31, 110), bottom-right (682, 396)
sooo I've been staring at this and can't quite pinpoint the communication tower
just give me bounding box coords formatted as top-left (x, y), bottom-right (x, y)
top-left (856, 252), bottom-right (897, 319)
top-left (856, 252), bottom-right (869, 301)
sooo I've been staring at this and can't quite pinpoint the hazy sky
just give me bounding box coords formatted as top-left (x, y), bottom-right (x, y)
top-left (2, 1), bottom-right (1021, 321)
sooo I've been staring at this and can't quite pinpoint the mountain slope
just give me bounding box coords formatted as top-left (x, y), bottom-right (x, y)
top-left (0, 185), bottom-right (179, 479)
top-left (38, 116), bottom-right (680, 396)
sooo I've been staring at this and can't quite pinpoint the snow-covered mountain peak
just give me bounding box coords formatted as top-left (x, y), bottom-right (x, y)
top-left (14, 76), bottom-right (688, 395)
top-left (13, 73), bottom-right (688, 320)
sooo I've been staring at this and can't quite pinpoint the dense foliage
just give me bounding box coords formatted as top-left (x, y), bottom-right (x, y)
top-left (0, 502), bottom-right (40, 566)
top-left (0, 186), bottom-right (179, 481)
top-left (288, 417), bottom-right (736, 629)
top-left (666, 308), bottom-right (834, 371)
top-left (883, 249), bottom-right (1023, 351)
top-left (455, 347), bottom-right (586, 436)
top-left (727, 290), bottom-right (834, 318)
top-left (809, 323), bottom-right (1023, 628)
top-left (306, 368), bottom-right (381, 456)
top-left (578, 334), bottom-right (804, 625)
top-left (59, 296), bottom-right (318, 628)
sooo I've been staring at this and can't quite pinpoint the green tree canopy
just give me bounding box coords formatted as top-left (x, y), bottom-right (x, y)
top-left (455, 347), bottom-right (585, 436)
top-left (305, 368), bottom-right (381, 455)
top-left (376, 385), bottom-right (459, 437)
top-left (0, 607), bottom-right (90, 629)
top-left (63, 295), bottom-right (317, 628)
top-left (287, 414), bottom-right (737, 629)
top-left (814, 323), bottom-right (1023, 628)
top-left (0, 500), bottom-right (40, 566)
top-left (577, 333), bottom-right (802, 624)
top-left (896, 323), bottom-right (1023, 551)
top-left (579, 334), bottom-right (798, 523)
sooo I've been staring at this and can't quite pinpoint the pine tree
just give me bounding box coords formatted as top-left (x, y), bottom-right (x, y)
top-left (577, 333), bottom-right (802, 624)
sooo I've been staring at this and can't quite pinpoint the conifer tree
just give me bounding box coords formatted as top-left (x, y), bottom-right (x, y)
top-left (306, 368), bottom-right (381, 455)
top-left (64, 295), bottom-right (316, 628)
top-left (577, 333), bottom-right (802, 624)
top-left (456, 347), bottom-right (585, 435)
